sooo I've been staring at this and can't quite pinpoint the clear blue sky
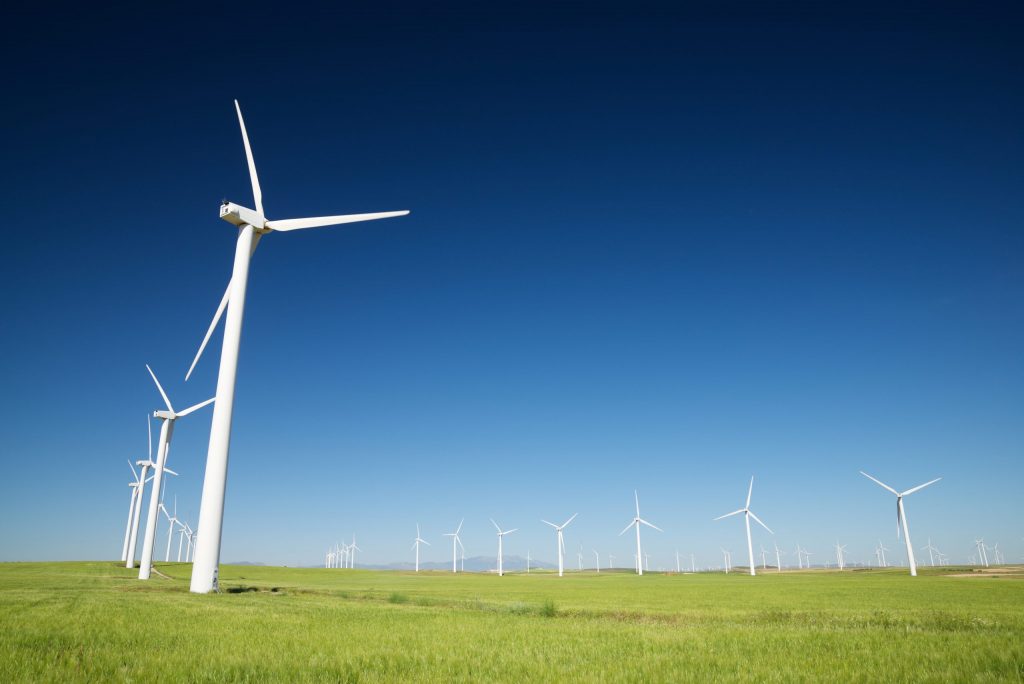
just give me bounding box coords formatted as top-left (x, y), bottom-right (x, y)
top-left (1, 2), bottom-right (1021, 569)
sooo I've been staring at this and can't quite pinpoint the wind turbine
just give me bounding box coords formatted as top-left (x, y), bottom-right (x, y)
top-left (125, 418), bottom-right (156, 568)
top-left (760, 545), bottom-right (769, 569)
top-left (921, 538), bottom-right (939, 567)
top-left (185, 101), bottom-right (409, 594)
top-left (490, 519), bottom-right (518, 576)
top-left (160, 496), bottom-right (181, 562)
top-left (578, 544), bottom-right (584, 572)
top-left (721, 548), bottom-right (731, 573)
top-left (774, 543), bottom-right (783, 573)
top-left (713, 477), bottom-right (773, 576)
top-left (974, 539), bottom-right (988, 567)
top-left (138, 365), bottom-right (214, 580)
top-left (350, 536), bottom-right (361, 569)
top-left (526, 550), bottom-right (531, 574)
top-left (176, 520), bottom-right (188, 562)
top-left (860, 471), bottom-right (941, 577)
top-left (675, 550), bottom-right (681, 573)
top-left (541, 513), bottom-right (577, 577)
top-left (834, 542), bottom-right (847, 570)
top-left (619, 491), bottom-right (661, 576)
top-left (794, 543), bottom-right (804, 569)
top-left (121, 457), bottom-right (149, 562)
top-left (444, 520), bottom-right (464, 573)
top-left (878, 540), bottom-right (890, 567)
top-left (594, 549), bottom-right (601, 572)
top-left (412, 524), bottom-right (430, 573)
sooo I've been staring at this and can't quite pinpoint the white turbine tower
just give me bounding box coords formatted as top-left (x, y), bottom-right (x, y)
top-left (774, 543), bottom-right (783, 573)
top-left (160, 496), bottom-right (181, 562)
top-left (125, 419), bottom-right (157, 568)
top-left (444, 520), bottom-right (464, 573)
top-left (594, 549), bottom-right (601, 572)
top-left (974, 538), bottom-right (988, 567)
top-left (834, 542), bottom-right (847, 570)
top-left (185, 101), bottom-right (409, 594)
top-left (138, 365), bottom-right (214, 580)
top-left (490, 519), bottom-right (518, 576)
top-left (878, 540), bottom-right (890, 567)
top-left (412, 524), bottom-right (430, 573)
top-left (619, 491), bottom-right (661, 576)
top-left (121, 458), bottom-right (148, 562)
top-left (541, 513), bottom-right (577, 577)
top-left (713, 477), bottom-right (773, 576)
top-left (860, 471), bottom-right (941, 577)
top-left (921, 538), bottom-right (939, 567)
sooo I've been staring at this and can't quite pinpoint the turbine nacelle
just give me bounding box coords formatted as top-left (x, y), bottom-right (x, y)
top-left (220, 201), bottom-right (266, 231)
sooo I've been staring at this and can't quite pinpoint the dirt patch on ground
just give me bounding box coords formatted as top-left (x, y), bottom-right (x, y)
top-left (948, 565), bottom-right (1024, 579)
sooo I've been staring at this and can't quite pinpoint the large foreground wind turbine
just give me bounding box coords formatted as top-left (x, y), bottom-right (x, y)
top-left (138, 365), bottom-right (213, 580)
top-left (619, 491), bottom-right (661, 576)
top-left (860, 471), bottom-right (941, 577)
top-left (490, 519), bottom-right (518, 576)
top-left (714, 477), bottom-right (773, 576)
top-left (541, 513), bottom-right (577, 577)
top-left (186, 101), bottom-right (409, 593)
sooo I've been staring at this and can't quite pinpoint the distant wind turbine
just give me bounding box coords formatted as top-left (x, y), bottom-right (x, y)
top-left (541, 513), bottom-right (577, 577)
top-left (714, 477), bottom-right (773, 576)
top-left (619, 491), bottom-right (661, 576)
top-left (490, 519), bottom-right (517, 576)
top-left (412, 524), bottom-right (430, 573)
top-left (444, 520), bottom-right (464, 573)
top-left (137, 365), bottom-right (213, 580)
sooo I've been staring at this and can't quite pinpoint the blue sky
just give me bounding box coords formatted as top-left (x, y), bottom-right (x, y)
top-left (1, 3), bottom-right (1021, 569)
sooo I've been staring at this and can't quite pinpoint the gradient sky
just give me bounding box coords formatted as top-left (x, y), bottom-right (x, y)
top-left (1, 2), bottom-right (1021, 570)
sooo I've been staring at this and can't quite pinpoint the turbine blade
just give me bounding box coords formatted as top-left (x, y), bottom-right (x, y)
top-left (422, 539), bottom-right (431, 546)
top-left (176, 397), bottom-right (216, 417)
top-left (147, 414), bottom-right (152, 460)
top-left (265, 210), bottom-right (409, 232)
top-left (145, 364), bottom-right (174, 413)
top-left (634, 490), bottom-right (640, 517)
top-left (619, 521), bottom-right (636, 536)
top-left (490, 518), bottom-right (501, 533)
top-left (749, 510), bottom-right (773, 534)
top-left (505, 528), bottom-right (518, 535)
top-left (746, 476), bottom-right (754, 509)
top-left (860, 471), bottom-right (899, 495)
top-left (900, 477), bottom-right (942, 497)
top-left (234, 100), bottom-right (263, 219)
top-left (186, 281), bottom-right (230, 382)
top-left (456, 518), bottom-right (464, 535)
top-left (639, 519), bottom-right (662, 532)
top-left (541, 520), bottom-right (558, 528)
top-left (163, 468), bottom-right (179, 477)
top-left (562, 513), bottom-right (578, 528)
top-left (713, 509), bottom-right (745, 521)
top-left (128, 459), bottom-right (139, 482)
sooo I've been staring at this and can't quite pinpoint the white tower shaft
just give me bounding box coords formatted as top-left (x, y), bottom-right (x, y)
top-left (138, 419), bottom-right (174, 579)
top-left (190, 225), bottom-right (257, 593)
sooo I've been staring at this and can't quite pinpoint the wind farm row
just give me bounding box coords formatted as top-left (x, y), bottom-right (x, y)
top-left (309, 477), bottom-right (1011, 576)
top-left (116, 101), bottom-right (1011, 591)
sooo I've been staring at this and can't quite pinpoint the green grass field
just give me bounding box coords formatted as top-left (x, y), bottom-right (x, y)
top-left (1, 561), bottom-right (1021, 682)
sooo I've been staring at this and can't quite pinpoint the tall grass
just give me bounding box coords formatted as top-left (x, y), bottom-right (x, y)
top-left (0, 561), bottom-right (1021, 682)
